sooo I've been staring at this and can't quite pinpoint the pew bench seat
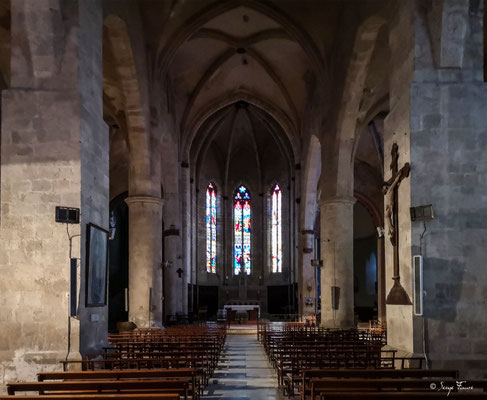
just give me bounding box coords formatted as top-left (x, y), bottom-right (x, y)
top-left (310, 378), bottom-right (487, 400)
top-left (0, 394), bottom-right (180, 400)
top-left (300, 369), bottom-right (460, 400)
top-left (7, 379), bottom-right (191, 400)
top-left (37, 368), bottom-right (200, 399)
top-left (318, 393), bottom-right (487, 399)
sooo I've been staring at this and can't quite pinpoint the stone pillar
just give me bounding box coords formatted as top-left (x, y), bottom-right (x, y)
top-left (0, 0), bottom-right (106, 389)
top-left (319, 196), bottom-right (355, 328)
top-left (125, 196), bottom-right (163, 328)
top-left (384, 1), bottom-right (487, 378)
top-left (180, 164), bottom-right (191, 314)
top-left (298, 231), bottom-right (317, 317)
top-left (377, 236), bottom-right (386, 323)
top-left (162, 191), bottom-right (184, 317)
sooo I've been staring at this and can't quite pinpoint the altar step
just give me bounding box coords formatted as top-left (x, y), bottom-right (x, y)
top-left (227, 323), bottom-right (258, 335)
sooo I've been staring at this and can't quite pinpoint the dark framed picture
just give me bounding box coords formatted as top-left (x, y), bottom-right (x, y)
top-left (85, 223), bottom-right (109, 307)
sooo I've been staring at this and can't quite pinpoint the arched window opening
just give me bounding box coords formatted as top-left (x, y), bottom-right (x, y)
top-left (271, 184), bottom-right (282, 273)
top-left (206, 183), bottom-right (217, 273)
top-left (234, 185), bottom-right (251, 275)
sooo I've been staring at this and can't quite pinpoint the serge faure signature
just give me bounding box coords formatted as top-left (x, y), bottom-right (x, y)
top-left (430, 381), bottom-right (475, 396)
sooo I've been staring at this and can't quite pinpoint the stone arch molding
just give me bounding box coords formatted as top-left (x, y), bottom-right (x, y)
top-left (182, 89), bottom-right (299, 164)
top-left (325, 15), bottom-right (387, 199)
top-left (354, 191), bottom-right (382, 229)
top-left (155, 0), bottom-right (326, 82)
top-left (301, 134), bottom-right (322, 231)
top-left (179, 44), bottom-right (299, 134)
top-left (193, 106), bottom-right (235, 184)
top-left (104, 14), bottom-right (153, 195)
top-left (338, 15), bottom-right (386, 146)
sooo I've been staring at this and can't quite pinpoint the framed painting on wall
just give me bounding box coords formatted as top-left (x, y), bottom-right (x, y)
top-left (85, 223), bottom-right (108, 307)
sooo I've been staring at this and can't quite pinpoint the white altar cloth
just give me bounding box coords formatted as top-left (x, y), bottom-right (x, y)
top-left (224, 304), bottom-right (260, 318)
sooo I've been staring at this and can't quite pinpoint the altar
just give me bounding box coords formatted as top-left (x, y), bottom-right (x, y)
top-left (224, 304), bottom-right (260, 321)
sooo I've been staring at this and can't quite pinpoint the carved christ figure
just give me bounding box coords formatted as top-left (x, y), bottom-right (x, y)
top-left (382, 162), bottom-right (410, 244)
top-left (382, 173), bottom-right (402, 241)
top-left (383, 142), bottom-right (412, 305)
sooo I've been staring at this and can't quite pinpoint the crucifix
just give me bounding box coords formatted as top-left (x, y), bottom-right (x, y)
top-left (382, 142), bottom-right (412, 305)
top-left (176, 268), bottom-right (183, 278)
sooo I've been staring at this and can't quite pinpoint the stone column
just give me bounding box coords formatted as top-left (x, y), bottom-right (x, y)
top-left (125, 196), bottom-right (164, 328)
top-left (298, 231), bottom-right (317, 317)
top-left (319, 196), bottom-right (355, 328)
top-left (180, 164), bottom-right (191, 314)
top-left (0, 0), bottom-right (107, 388)
top-left (162, 191), bottom-right (183, 318)
top-left (377, 236), bottom-right (386, 323)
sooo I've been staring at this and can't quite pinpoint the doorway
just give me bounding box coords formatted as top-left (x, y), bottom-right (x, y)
top-left (353, 201), bottom-right (378, 323)
top-left (108, 192), bottom-right (129, 332)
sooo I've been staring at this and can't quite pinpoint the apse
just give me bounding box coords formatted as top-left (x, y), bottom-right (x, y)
top-left (190, 102), bottom-right (295, 317)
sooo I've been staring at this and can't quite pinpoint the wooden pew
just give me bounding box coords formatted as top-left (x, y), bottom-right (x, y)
top-left (0, 395), bottom-right (180, 400)
top-left (310, 379), bottom-right (487, 400)
top-left (60, 357), bottom-right (209, 388)
top-left (2, 324), bottom-right (225, 398)
top-left (301, 369), bottom-right (459, 400)
top-left (279, 346), bottom-right (394, 394)
top-left (7, 379), bottom-right (190, 400)
top-left (317, 393), bottom-right (487, 399)
top-left (38, 368), bottom-right (199, 399)
top-left (38, 368), bottom-right (195, 381)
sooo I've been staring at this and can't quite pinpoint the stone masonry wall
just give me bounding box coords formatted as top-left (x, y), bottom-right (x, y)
top-left (410, 0), bottom-right (487, 377)
top-left (385, 0), bottom-right (487, 378)
top-left (78, 1), bottom-right (109, 355)
top-left (0, 1), bottom-right (107, 390)
top-left (0, 89), bottom-right (83, 392)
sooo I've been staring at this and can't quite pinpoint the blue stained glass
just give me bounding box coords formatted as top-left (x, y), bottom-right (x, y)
top-left (206, 183), bottom-right (217, 273)
top-left (271, 184), bottom-right (282, 273)
top-left (234, 186), bottom-right (251, 275)
top-left (234, 202), bottom-right (243, 275)
top-left (243, 201), bottom-right (251, 275)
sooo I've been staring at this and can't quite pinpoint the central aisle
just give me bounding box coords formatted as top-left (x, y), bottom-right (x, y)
top-left (203, 334), bottom-right (284, 400)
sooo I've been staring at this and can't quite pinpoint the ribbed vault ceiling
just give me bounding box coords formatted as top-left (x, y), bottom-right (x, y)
top-left (192, 102), bottom-right (292, 195)
top-left (165, 4), bottom-right (324, 158)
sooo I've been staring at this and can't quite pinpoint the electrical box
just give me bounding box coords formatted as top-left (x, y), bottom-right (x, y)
top-left (55, 206), bottom-right (80, 224)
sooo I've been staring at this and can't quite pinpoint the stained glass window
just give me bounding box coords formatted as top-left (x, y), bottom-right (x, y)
top-left (271, 184), bottom-right (282, 273)
top-left (206, 183), bottom-right (217, 273)
top-left (234, 185), bottom-right (251, 275)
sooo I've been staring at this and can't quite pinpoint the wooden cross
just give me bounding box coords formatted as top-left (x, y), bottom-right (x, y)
top-left (383, 142), bottom-right (411, 305)
top-left (176, 268), bottom-right (183, 278)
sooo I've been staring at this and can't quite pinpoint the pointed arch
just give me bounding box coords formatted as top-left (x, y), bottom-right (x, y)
top-left (182, 88), bottom-right (299, 163)
top-left (301, 134), bottom-right (322, 231)
top-left (234, 185), bottom-right (251, 275)
top-left (270, 183), bottom-right (282, 273)
top-left (322, 15), bottom-right (386, 200)
top-left (104, 14), bottom-right (152, 194)
top-left (206, 182), bottom-right (217, 273)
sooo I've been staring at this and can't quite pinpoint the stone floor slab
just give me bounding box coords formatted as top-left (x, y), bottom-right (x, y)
top-left (203, 335), bottom-right (284, 400)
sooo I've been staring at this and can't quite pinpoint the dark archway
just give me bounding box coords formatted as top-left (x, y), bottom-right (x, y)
top-left (108, 192), bottom-right (129, 332)
top-left (353, 201), bottom-right (378, 323)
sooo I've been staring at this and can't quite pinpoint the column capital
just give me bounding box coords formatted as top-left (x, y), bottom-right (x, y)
top-left (125, 195), bottom-right (164, 207)
top-left (318, 195), bottom-right (356, 207)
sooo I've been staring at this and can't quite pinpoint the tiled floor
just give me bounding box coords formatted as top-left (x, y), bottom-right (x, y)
top-left (203, 335), bottom-right (285, 400)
